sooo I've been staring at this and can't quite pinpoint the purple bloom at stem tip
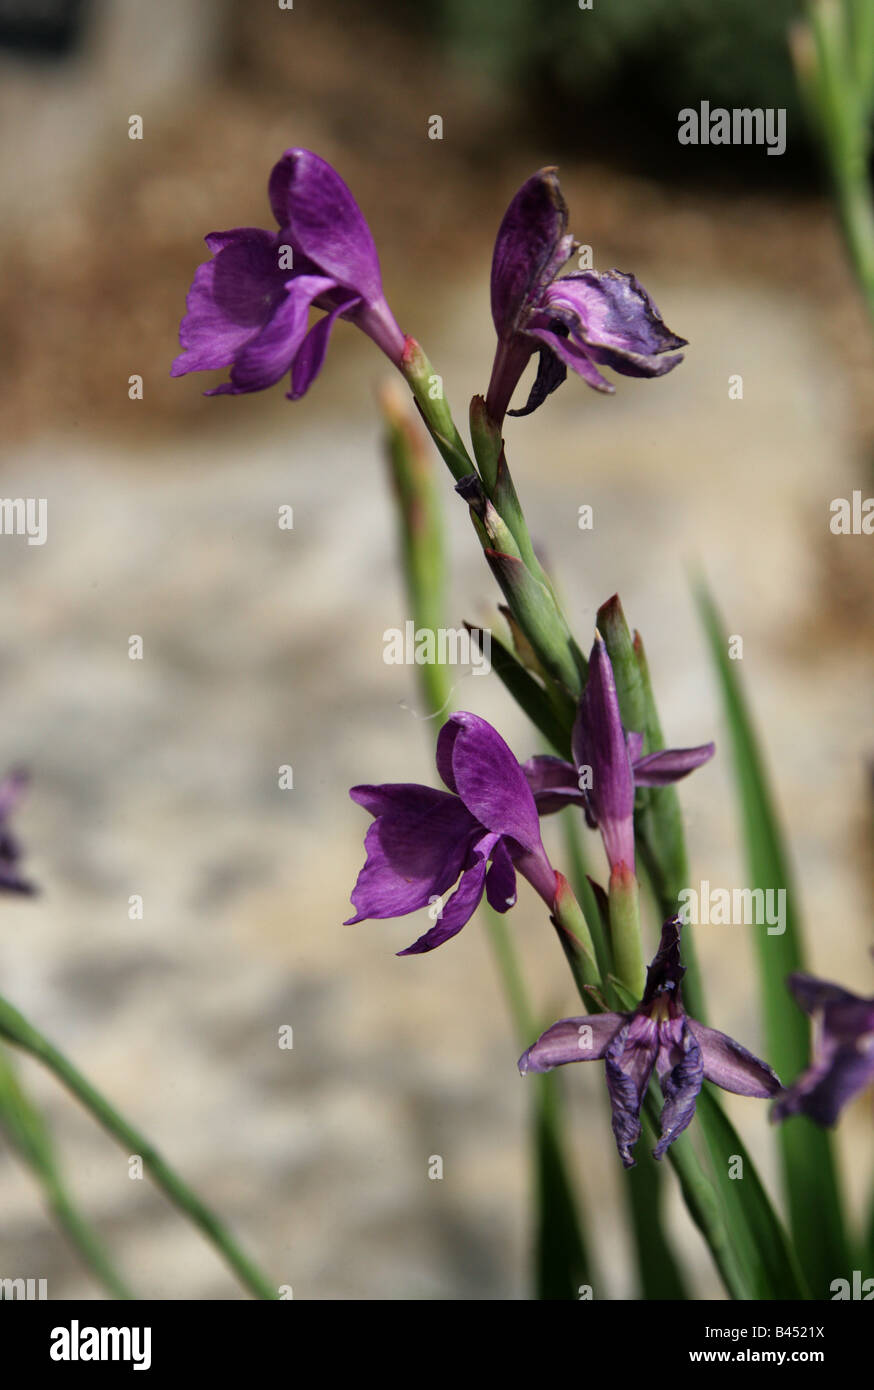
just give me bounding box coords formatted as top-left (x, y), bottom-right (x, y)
top-left (523, 632), bottom-right (714, 874)
top-left (0, 770), bottom-right (36, 895)
top-left (772, 969), bottom-right (874, 1127)
top-left (345, 712), bottom-right (558, 954)
top-left (172, 149), bottom-right (405, 400)
top-left (520, 916), bottom-right (781, 1167)
top-left (486, 168), bottom-right (687, 422)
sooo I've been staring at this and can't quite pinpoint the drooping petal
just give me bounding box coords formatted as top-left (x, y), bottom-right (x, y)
top-left (208, 274), bottom-right (337, 395)
top-left (573, 634), bottom-right (636, 870)
top-left (518, 1013), bottom-right (625, 1073)
top-left (485, 838), bottom-right (517, 912)
top-left (604, 1014), bottom-right (659, 1168)
top-left (506, 342), bottom-right (568, 417)
top-left (345, 783), bottom-right (479, 923)
top-left (688, 1021), bottom-right (782, 1098)
top-left (288, 293), bottom-right (361, 400)
top-left (490, 168), bottom-right (572, 339)
top-left (633, 743), bottom-right (715, 786)
top-left (171, 228), bottom-right (286, 377)
top-left (653, 1019), bottom-right (704, 1159)
top-left (772, 1046), bottom-right (874, 1126)
top-left (397, 839), bottom-right (495, 955)
top-left (526, 325), bottom-right (614, 393)
top-left (543, 270), bottom-right (686, 378)
top-left (441, 712), bottom-right (544, 855)
top-left (268, 148), bottom-right (384, 304)
top-left (521, 755), bottom-right (584, 815)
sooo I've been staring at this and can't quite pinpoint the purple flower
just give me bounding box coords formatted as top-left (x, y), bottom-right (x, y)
top-left (345, 712), bottom-right (558, 955)
top-left (172, 149), bottom-right (405, 399)
top-left (523, 633), bottom-right (714, 873)
top-left (486, 168), bottom-right (686, 421)
top-left (520, 917), bottom-right (781, 1167)
top-left (0, 771), bottom-right (35, 895)
top-left (772, 971), bottom-right (874, 1127)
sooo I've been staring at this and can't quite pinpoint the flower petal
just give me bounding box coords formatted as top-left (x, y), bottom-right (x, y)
top-left (171, 228), bottom-right (285, 377)
top-left (288, 293), bottom-right (361, 400)
top-left (490, 168), bottom-right (572, 338)
top-left (268, 148), bottom-right (384, 303)
top-left (506, 343), bottom-right (567, 417)
top-left (632, 743), bottom-right (715, 786)
top-left (573, 634), bottom-right (635, 869)
top-left (442, 712), bottom-right (544, 854)
top-left (521, 754), bottom-right (584, 815)
top-left (526, 325), bottom-right (614, 393)
top-left (214, 274), bottom-right (336, 394)
top-left (688, 1021), bottom-right (782, 1098)
top-left (544, 270), bottom-right (686, 377)
top-left (653, 1019), bottom-right (704, 1159)
top-left (485, 838), bottom-right (517, 913)
top-left (345, 783), bottom-right (479, 922)
top-left (397, 853), bottom-right (489, 955)
top-left (604, 1017), bottom-right (657, 1168)
top-left (518, 1013), bottom-right (624, 1073)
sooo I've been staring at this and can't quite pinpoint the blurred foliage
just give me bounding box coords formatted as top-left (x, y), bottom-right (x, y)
top-left (385, 0), bottom-right (813, 180)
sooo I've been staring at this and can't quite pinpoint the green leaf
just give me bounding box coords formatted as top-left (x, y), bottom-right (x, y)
top-left (695, 1087), bottom-right (809, 1299)
top-left (624, 1149), bottom-right (688, 1300)
top-left (694, 577), bottom-right (852, 1294)
top-left (532, 1075), bottom-right (596, 1300)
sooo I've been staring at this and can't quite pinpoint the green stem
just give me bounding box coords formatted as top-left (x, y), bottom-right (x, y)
top-left (0, 996), bottom-right (277, 1300)
top-left (46, 1181), bottom-right (134, 1300)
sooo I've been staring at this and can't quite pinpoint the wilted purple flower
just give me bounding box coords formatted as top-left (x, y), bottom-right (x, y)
top-left (523, 633), bottom-right (714, 873)
top-left (486, 168), bottom-right (686, 421)
top-left (172, 149), bottom-right (405, 399)
top-left (772, 971), bottom-right (874, 1127)
top-left (520, 917), bottom-right (781, 1167)
top-left (346, 712), bottom-right (558, 954)
top-left (0, 771), bottom-right (35, 895)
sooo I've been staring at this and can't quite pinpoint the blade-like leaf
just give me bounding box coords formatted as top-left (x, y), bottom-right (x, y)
top-left (695, 577), bottom-right (851, 1294)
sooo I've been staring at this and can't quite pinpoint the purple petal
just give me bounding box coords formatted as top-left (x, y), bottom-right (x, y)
top-left (345, 783), bottom-right (479, 922)
top-left (171, 228), bottom-right (285, 377)
top-left (573, 634), bottom-right (635, 870)
top-left (288, 293), bottom-right (360, 400)
top-left (633, 743), bottom-right (715, 787)
top-left (485, 839), bottom-right (517, 913)
top-left (653, 1019), bottom-right (703, 1159)
top-left (786, 972), bottom-right (864, 1017)
top-left (526, 325), bottom-right (614, 393)
top-left (544, 270), bottom-right (686, 377)
top-left (518, 1013), bottom-right (625, 1073)
top-left (626, 731), bottom-right (645, 764)
top-left (268, 149), bottom-right (384, 304)
top-left (212, 274), bottom-right (336, 395)
top-left (521, 755), bottom-right (584, 815)
top-left (397, 852), bottom-right (489, 955)
top-left (490, 168), bottom-right (572, 338)
top-left (688, 1021), bottom-right (782, 1098)
top-left (440, 712), bottom-right (544, 855)
top-left (772, 1046), bottom-right (874, 1126)
top-left (605, 1015), bottom-right (658, 1168)
top-left (506, 343), bottom-right (567, 417)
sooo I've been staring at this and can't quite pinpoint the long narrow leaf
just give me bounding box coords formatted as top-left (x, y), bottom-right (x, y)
top-left (695, 578), bottom-right (851, 1293)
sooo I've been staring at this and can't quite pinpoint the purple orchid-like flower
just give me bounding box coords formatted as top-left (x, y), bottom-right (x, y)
top-left (772, 971), bottom-right (874, 1127)
top-left (172, 148), bottom-right (406, 400)
top-left (520, 916), bottom-right (781, 1167)
top-left (345, 712), bottom-right (559, 955)
top-left (0, 770), bottom-right (35, 895)
top-left (523, 633), bottom-right (714, 874)
top-left (486, 168), bottom-right (687, 421)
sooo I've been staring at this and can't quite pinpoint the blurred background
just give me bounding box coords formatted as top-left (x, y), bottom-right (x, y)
top-left (0, 0), bottom-right (871, 1299)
